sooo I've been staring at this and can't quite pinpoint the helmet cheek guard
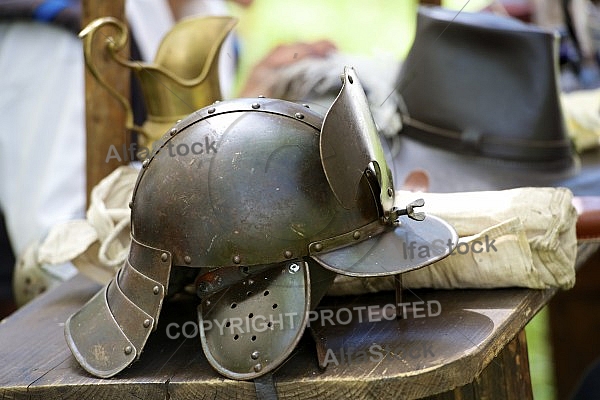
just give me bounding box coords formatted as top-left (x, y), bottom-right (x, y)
top-left (199, 260), bottom-right (310, 380)
top-left (65, 68), bottom-right (457, 381)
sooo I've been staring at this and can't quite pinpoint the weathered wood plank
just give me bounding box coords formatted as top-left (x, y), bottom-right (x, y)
top-left (502, 329), bottom-right (533, 398)
top-left (0, 276), bottom-right (99, 399)
top-left (81, 0), bottom-right (130, 203)
top-left (549, 244), bottom-right (600, 399)
top-left (0, 271), bottom-right (560, 399)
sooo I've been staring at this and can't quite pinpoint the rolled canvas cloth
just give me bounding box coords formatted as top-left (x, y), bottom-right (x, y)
top-left (328, 187), bottom-right (577, 295)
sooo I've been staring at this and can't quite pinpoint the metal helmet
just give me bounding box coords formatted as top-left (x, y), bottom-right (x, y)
top-left (65, 68), bottom-right (457, 380)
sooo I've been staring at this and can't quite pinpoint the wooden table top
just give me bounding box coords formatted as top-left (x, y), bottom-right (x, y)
top-left (0, 243), bottom-right (596, 399)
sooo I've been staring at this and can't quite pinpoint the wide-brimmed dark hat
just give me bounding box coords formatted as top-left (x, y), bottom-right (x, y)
top-left (390, 6), bottom-right (600, 195)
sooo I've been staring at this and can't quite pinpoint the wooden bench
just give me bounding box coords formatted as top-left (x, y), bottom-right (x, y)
top-left (0, 243), bottom-right (595, 399)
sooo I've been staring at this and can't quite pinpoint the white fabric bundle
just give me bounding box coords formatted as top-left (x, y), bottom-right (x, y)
top-left (328, 187), bottom-right (577, 295)
top-left (37, 166), bottom-right (137, 284)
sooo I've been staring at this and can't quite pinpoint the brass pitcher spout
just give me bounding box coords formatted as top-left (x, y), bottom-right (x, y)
top-left (80, 15), bottom-right (237, 150)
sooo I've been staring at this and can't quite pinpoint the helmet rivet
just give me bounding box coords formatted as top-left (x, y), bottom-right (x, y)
top-left (205, 300), bottom-right (211, 306)
top-left (294, 112), bottom-right (304, 119)
top-left (258, 95), bottom-right (265, 98)
top-left (284, 250), bottom-right (293, 259)
top-left (254, 363), bottom-right (262, 372)
top-left (124, 346), bottom-right (133, 355)
top-left (169, 127), bottom-right (177, 136)
top-left (288, 263), bottom-right (300, 273)
top-left (365, 169), bottom-right (371, 176)
top-left (314, 243), bottom-right (323, 252)
top-left (251, 103), bottom-right (260, 109)
top-left (143, 319), bottom-right (151, 328)
top-left (161, 253), bottom-right (168, 262)
top-left (153, 286), bottom-right (160, 295)
top-left (128, 201), bottom-right (133, 209)
top-left (233, 255), bottom-right (241, 264)
top-left (303, 104), bottom-right (310, 108)
top-left (176, 119), bottom-right (182, 124)
top-left (353, 231), bottom-right (361, 240)
top-left (251, 351), bottom-right (260, 360)
top-left (142, 159), bottom-right (150, 168)
top-left (387, 187), bottom-right (394, 197)
top-left (184, 255), bottom-right (192, 264)
top-left (208, 107), bottom-right (216, 114)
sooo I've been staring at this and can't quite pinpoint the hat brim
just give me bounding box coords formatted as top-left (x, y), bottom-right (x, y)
top-left (385, 135), bottom-right (590, 194)
top-left (311, 214), bottom-right (458, 277)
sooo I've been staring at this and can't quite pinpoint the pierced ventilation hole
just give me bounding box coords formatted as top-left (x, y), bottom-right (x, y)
top-left (226, 321), bottom-right (231, 328)
top-left (263, 290), bottom-right (269, 296)
top-left (272, 303), bottom-right (278, 309)
top-left (234, 334), bottom-right (239, 340)
top-left (251, 336), bottom-right (257, 342)
top-left (242, 266), bottom-right (249, 273)
top-left (248, 313), bottom-right (254, 318)
top-left (231, 303), bottom-right (237, 309)
top-left (348, 75), bottom-right (354, 84)
top-left (267, 322), bottom-right (272, 328)
top-left (246, 291), bottom-right (252, 297)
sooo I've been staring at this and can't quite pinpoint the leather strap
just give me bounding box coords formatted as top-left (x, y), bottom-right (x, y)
top-left (574, 197), bottom-right (600, 241)
top-left (254, 373), bottom-right (279, 400)
top-left (401, 116), bottom-right (573, 168)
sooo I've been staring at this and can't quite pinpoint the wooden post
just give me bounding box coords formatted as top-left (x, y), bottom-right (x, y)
top-left (81, 0), bottom-right (129, 205)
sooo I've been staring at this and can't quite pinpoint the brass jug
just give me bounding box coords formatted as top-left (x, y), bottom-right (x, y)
top-left (80, 15), bottom-right (237, 150)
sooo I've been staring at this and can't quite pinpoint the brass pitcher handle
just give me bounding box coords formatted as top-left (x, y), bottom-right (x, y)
top-left (79, 17), bottom-right (145, 137)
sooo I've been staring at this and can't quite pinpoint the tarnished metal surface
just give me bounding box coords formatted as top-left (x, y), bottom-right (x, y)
top-left (311, 215), bottom-right (458, 277)
top-left (118, 258), bottom-right (165, 324)
top-left (196, 265), bottom-right (279, 299)
top-left (199, 261), bottom-right (311, 380)
top-left (131, 98), bottom-right (380, 269)
top-left (64, 235), bottom-right (172, 379)
top-left (107, 276), bottom-right (154, 352)
top-left (320, 67), bottom-right (394, 211)
top-left (127, 236), bottom-right (172, 291)
top-left (64, 284), bottom-right (136, 378)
